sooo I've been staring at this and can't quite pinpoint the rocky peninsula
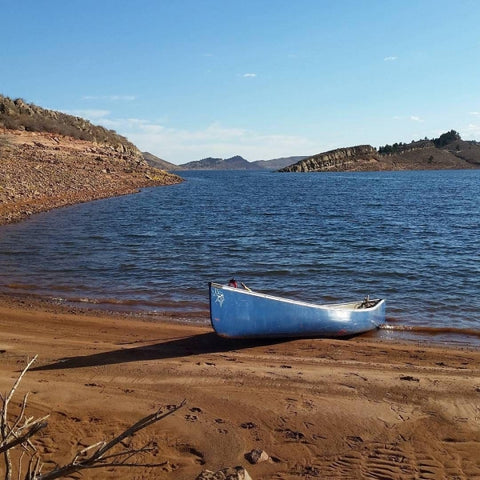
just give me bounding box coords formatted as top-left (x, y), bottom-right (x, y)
top-left (0, 95), bottom-right (182, 225)
top-left (279, 131), bottom-right (480, 172)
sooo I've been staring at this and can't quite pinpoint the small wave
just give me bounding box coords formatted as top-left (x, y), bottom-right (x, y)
top-left (4, 283), bottom-right (39, 291)
top-left (380, 323), bottom-right (480, 338)
top-left (54, 294), bottom-right (210, 315)
top-left (65, 295), bottom-right (205, 309)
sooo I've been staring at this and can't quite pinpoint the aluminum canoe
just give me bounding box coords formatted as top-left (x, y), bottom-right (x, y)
top-left (209, 282), bottom-right (385, 338)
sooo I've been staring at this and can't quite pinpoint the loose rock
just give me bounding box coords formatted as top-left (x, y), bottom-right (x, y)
top-left (195, 466), bottom-right (253, 480)
top-left (245, 449), bottom-right (270, 464)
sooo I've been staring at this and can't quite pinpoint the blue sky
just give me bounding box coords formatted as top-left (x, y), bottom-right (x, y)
top-left (1, 0), bottom-right (480, 164)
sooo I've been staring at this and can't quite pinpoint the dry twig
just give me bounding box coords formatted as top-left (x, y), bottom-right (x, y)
top-left (1, 356), bottom-right (185, 480)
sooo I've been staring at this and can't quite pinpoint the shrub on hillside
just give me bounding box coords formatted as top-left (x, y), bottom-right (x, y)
top-left (0, 94), bottom-right (138, 154)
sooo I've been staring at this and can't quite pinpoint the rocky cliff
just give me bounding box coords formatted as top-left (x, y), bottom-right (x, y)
top-left (279, 145), bottom-right (382, 172)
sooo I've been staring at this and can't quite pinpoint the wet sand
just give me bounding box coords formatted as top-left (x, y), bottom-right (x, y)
top-left (1, 295), bottom-right (479, 479)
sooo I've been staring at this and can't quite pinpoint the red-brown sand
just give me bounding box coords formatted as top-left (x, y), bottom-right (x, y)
top-left (1, 295), bottom-right (479, 479)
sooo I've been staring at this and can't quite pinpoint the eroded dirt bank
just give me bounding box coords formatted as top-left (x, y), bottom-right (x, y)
top-left (0, 128), bottom-right (182, 225)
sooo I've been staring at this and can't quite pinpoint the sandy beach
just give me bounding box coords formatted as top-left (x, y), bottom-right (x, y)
top-left (0, 295), bottom-right (479, 479)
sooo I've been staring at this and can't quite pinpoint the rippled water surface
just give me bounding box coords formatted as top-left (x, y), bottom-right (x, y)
top-left (0, 169), bottom-right (479, 338)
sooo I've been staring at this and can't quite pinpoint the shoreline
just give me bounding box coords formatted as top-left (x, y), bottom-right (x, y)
top-left (0, 128), bottom-right (183, 226)
top-left (1, 293), bottom-right (480, 479)
top-left (2, 289), bottom-right (480, 350)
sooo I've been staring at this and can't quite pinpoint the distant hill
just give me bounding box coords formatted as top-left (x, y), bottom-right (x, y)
top-left (279, 131), bottom-right (480, 173)
top-left (180, 155), bottom-right (257, 170)
top-left (143, 151), bottom-right (183, 171)
top-left (252, 156), bottom-right (308, 170)
top-left (179, 155), bottom-right (307, 170)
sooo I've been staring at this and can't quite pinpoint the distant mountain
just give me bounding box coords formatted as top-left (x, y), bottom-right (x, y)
top-left (252, 156), bottom-right (308, 170)
top-left (179, 155), bottom-right (307, 170)
top-left (280, 131), bottom-right (480, 173)
top-left (143, 152), bottom-right (183, 171)
top-left (180, 155), bottom-right (259, 170)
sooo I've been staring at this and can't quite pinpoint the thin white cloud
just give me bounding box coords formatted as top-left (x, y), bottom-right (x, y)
top-left (82, 95), bottom-right (136, 101)
top-left (392, 115), bottom-right (423, 122)
top-left (242, 73), bottom-right (257, 78)
top-left (65, 109), bottom-right (111, 120)
top-left (384, 56), bottom-right (397, 61)
top-left (104, 118), bottom-right (314, 164)
top-left (469, 111), bottom-right (480, 116)
top-left (464, 123), bottom-right (480, 138)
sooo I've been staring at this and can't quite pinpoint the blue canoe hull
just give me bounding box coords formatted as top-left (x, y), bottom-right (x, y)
top-left (209, 282), bottom-right (386, 338)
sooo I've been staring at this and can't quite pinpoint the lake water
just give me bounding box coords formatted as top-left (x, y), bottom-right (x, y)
top-left (0, 169), bottom-right (479, 344)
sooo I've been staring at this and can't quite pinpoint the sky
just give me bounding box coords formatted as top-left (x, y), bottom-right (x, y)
top-left (1, 0), bottom-right (480, 165)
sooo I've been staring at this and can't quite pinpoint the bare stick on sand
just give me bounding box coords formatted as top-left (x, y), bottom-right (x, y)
top-left (1, 357), bottom-right (185, 480)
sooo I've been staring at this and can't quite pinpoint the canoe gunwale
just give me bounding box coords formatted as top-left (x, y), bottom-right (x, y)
top-left (209, 282), bottom-right (384, 312)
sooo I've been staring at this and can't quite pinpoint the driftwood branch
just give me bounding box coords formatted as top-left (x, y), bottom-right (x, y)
top-left (0, 419), bottom-right (48, 455)
top-left (1, 357), bottom-right (186, 480)
top-left (1, 356), bottom-right (39, 480)
top-left (32, 401), bottom-right (186, 480)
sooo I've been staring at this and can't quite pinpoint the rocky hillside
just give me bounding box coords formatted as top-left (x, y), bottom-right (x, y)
top-left (143, 151), bottom-right (182, 171)
top-left (280, 146), bottom-right (380, 172)
top-left (0, 95), bottom-right (140, 158)
top-left (279, 131), bottom-right (480, 172)
top-left (0, 96), bottom-right (183, 225)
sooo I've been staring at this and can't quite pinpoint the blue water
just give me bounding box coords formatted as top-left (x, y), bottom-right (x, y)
top-left (0, 169), bottom-right (479, 337)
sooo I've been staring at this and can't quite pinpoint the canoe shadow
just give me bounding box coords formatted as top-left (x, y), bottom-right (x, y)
top-left (32, 332), bottom-right (289, 371)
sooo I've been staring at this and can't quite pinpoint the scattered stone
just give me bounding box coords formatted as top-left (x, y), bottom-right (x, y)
top-left (240, 422), bottom-right (256, 429)
top-left (245, 448), bottom-right (270, 464)
top-left (195, 466), bottom-right (252, 480)
top-left (400, 375), bottom-right (420, 382)
top-left (278, 428), bottom-right (305, 441)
